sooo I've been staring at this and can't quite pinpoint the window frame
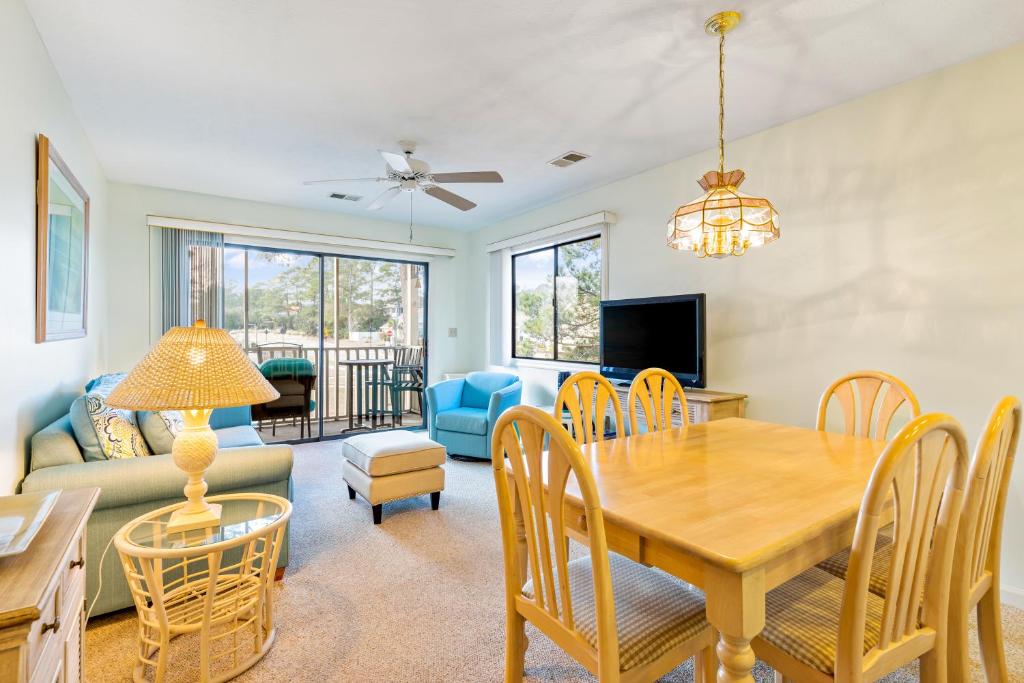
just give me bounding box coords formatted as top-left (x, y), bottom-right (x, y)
top-left (510, 233), bottom-right (602, 363)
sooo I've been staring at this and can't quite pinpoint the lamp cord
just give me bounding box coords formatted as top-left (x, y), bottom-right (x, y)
top-left (718, 30), bottom-right (726, 175)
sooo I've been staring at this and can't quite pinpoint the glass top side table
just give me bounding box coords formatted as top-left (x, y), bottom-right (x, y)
top-left (114, 493), bottom-right (292, 683)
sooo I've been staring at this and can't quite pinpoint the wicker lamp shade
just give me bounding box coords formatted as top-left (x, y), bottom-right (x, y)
top-left (106, 321), bottom-right (279, 410)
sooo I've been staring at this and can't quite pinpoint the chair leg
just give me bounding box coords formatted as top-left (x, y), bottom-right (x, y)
top-left (347, 485), bottom-right (356, 500)
top-left (977, 588), bottom-right (1009, 683)
top-left (696, 642), bottom-right (718, 683)
top-left (372, 504), bottom-right (383, 525)
top-left (504, 611), bottom-right (526, 682)
top-left (947, 592), bottom-right (971, 683)
top-left (430, 491), bottom-right (441, 510)
top-left (919, 637), bottom-right (946, 683)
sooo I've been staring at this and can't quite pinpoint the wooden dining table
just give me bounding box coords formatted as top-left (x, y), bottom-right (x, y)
top-left (510, 416), bottom-right (891, 683)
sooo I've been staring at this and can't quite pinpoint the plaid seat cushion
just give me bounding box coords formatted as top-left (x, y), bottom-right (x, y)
top-left (524, 552), bottom-right (708, 672)
top-left (761, 567), bottom-right (884, 675)
top-left (817, 528), bottom-right (893, 598)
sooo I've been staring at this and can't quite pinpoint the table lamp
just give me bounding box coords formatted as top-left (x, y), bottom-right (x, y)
top-left (106, 320), bottom-right (279, 532)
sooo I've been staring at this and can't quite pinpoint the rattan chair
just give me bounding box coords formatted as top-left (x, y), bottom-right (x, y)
top-left (491, 405), bottom-right (718, 682)
top-left (753, 413), bottom-right (969, 681)
top-left (626, 368), bottom-right (688, 435)
top-left (554, 371), bottom-right (624, 446)
top-left (816, 371), bottom-right (920, 441)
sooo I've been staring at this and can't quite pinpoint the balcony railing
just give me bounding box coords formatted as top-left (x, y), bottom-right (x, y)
top-left (248, 343), bottom-right (424, 429)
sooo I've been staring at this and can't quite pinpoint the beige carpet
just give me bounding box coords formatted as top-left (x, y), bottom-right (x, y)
top-left (86, 440), bottom-right (1024, 681)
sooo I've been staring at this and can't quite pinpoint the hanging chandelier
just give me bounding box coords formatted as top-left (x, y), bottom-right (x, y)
top-left (667, 11), bottom-right (779, 258)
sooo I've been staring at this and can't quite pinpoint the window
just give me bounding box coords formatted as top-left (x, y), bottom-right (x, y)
top-left (512, 235), bottom-right (602, 362)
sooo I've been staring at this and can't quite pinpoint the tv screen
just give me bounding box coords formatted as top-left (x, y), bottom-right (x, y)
top-left (600, 294), bottom-right (705, 387)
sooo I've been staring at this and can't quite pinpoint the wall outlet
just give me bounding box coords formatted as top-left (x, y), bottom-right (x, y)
top-left (448, 327), bottom-right (458, 338)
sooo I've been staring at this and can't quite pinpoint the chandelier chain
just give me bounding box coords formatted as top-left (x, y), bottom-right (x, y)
top-left (718, 31), bottom-right (725, 175)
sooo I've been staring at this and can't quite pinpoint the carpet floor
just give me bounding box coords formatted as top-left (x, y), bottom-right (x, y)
top-left (85, 440), bottom-right (1024, 681)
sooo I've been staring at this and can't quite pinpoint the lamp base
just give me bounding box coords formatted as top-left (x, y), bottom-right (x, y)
top-left (166, 503), bottom-right (223, 533)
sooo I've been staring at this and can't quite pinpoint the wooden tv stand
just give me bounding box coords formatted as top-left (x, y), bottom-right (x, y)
top-left (612, 385), bottom-right (746, 427)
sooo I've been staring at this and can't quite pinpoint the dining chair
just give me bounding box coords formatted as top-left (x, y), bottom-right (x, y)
top-left (554, 371), bottom-right (624, 446)
top-left (818, 395), bottom-right (1022, 681)
top-left (815, 371), bottom-right (922, 591)
top-left (491, 405), bottom-right (718, 682)
top-left (949, 396), bottom-right (1021, 681)
top-left (816, 370), bottom-right (920, 441)
top-left (626, 368), bottom-right (688, 435)
top-left (754, 412), bottom-right (969, 681)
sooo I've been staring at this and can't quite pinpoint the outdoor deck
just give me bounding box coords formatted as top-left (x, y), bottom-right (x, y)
top-left (255, 409), bottom-right (425, 443)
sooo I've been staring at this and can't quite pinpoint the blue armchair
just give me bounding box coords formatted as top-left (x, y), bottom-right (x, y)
top-left (426, 371), bottom-right (522, 459)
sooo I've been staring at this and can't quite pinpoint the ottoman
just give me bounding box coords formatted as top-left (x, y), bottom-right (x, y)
top-left (341, 431), bottom-right (446, 524)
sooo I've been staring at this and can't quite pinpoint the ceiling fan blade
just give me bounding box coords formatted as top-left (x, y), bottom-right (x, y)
top-left (302, 177), bottom-right (384, 185)
top-left (379, 150), bottom-right (412, 174)
top-left (423, 185), bottom-right (477, 211)
top-left (429, 171), bottom-right (503, 184)
top-left (366, 186), bottom-right (402, 211)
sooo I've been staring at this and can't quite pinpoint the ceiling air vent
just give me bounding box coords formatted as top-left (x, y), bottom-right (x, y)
top-left (548, 151), bottom-right (590, 168)
top-left (329, 192), bottom-right (362, 201)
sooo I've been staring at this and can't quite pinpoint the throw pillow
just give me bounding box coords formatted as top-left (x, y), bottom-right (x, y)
top-left (138, 410), bottom-right (184, 454)
top-left (69, 373), bottom-right (152, 461)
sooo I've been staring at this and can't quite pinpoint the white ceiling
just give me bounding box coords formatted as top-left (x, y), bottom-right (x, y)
top-left (26, 0), bottom-right (1024, 231)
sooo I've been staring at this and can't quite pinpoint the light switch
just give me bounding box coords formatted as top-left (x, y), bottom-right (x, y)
top-left (448, 327), bottom-right (458, 337)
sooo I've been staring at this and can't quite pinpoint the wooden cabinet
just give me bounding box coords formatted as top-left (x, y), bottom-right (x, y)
top-left (0, 488), bottom-right (98, 683)
top-left (612, 385), bottom-right (746, 430)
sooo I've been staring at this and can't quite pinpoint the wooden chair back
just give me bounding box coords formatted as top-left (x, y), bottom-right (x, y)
top-left (957, 396), bottom-right (1021, 596)
top-left (554, 371), bottom-right (624, 446)
top-left (835, 413), bottom-right (969, 678)
top-left (626, 368), bottom-right (688, 435)
top-left (816, 371), bottom-right (920, 441)
top-left (948, 396), bottom-right (1021, 677)
top-left (491, 405), bottom-right (620, 677)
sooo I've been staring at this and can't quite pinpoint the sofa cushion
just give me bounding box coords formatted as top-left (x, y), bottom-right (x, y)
top-left (215, 425), bottom-right (264, 449)
top-left (461, 371), bottom-right (517, 409)
top-left (260, 357), bottom-right (316, 378)
top-left (435, 407), bottom-right (489, 435)
top-left (30, 416), bottom-right (85, 470)
top-left (70, 374), bottom-right (151, 461)
top-left (21, 444), bottom-right (294, 512)
top-left (342, 431), bottom-right (446, 476)
top-left (138, 410), bottom-right (183, 454)
top-left (209, 405), bottom-right (253, 430)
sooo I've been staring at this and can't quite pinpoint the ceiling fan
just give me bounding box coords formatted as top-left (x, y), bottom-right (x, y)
top-left (303, 140), bottom-right (503, 212)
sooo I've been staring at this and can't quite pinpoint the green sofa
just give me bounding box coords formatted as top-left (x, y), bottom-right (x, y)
top-left (21, 406), bottom-right (293, 617)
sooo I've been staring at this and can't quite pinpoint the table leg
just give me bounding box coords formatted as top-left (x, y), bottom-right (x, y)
top-left (345, 366), bottom-right (354, 431)
top-left (704, 566), bottom-right (764, 683)
top-left (356, 365), bottom-right (364, 427)
top-left (371, 364), bottom-right (379, 428)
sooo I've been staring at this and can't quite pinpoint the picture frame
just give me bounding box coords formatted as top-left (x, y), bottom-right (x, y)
top-left (36, 133), bottom-right (89, 342)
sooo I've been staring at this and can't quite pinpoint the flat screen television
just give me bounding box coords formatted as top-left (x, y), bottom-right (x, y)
top-left (599, 294), bottom-right (706, 387)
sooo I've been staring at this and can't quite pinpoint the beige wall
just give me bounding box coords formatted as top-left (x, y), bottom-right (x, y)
top-left (104, 182), bottom-right (473, 384)
top-left (467, 43), bottom-right (1024, 594)
top-left (0, 0), bottom-right (109, 493)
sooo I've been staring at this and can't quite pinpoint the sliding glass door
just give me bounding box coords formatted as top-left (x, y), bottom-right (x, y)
top-left (224, 245), bottom-right (427, 443)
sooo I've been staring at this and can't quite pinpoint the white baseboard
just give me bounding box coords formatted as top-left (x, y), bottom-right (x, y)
top-left (1002, 584), bottom-right (1024, 610)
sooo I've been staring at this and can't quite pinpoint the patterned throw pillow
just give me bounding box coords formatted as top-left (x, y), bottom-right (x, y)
top-left (138, 410), bottom-right (184, 454)
top-left (70, 373), bottom-right (152, 461)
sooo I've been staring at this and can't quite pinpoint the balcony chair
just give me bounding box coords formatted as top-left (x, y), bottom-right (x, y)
top-left (252, 357), bottom-right (317, 438)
